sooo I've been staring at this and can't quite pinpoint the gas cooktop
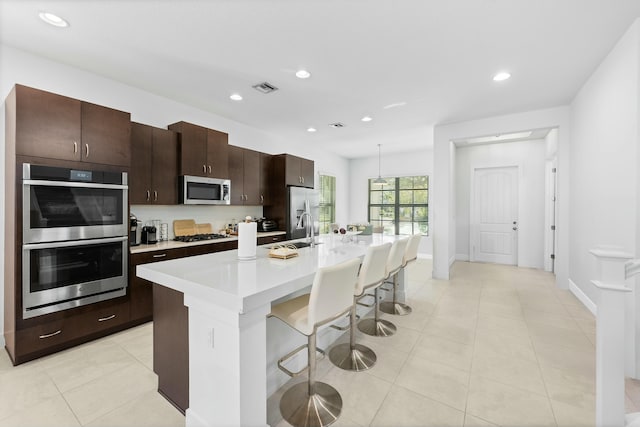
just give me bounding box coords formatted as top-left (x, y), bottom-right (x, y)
top-left (173, 233), bottom-right (228, 243)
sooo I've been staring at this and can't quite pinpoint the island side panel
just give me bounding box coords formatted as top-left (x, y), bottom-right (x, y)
top-left (153, 284), bottom-right (189, 413)
top-left (184, 295), bottom-right (269, 427)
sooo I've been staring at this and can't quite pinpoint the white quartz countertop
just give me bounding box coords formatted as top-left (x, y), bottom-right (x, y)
top-left (136, 234), bottom-right (403, 314)
top-left (129, 231), bottom-right (286, 254)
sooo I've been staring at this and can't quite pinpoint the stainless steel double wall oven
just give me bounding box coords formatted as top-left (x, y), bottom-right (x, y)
top-left (22, 164), bottom-right (128, 319)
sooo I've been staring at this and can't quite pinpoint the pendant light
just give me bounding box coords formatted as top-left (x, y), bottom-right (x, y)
top-left (373, 144), bottom-right (387, 185)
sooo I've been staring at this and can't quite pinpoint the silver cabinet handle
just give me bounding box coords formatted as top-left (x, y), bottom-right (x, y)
top-left (73, 141), bottom-right (77, 154)
top-left (98, 314), bottom-right (116, 322)
top-left (302, 177), bottom-right (305, 184)
top-left (203, 165), bottom-right (207, 173)
top-left (39, 330), bottom-right (62, 339)
top-left (146, 190), bottom-right (150, 201)
top-left (153, 253), bottom-right (167, 258)
top-left (85, 143), bottom-right (89, 158)
top-left (208, 165), bottom-right (212, 174)
top-left (153, 190), bottom-right (158, 201)
top-left (260, 195), bottom-right (264, 204)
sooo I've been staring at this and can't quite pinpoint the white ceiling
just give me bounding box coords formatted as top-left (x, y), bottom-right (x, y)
top-left (2, 1), bottom-right (640, 159)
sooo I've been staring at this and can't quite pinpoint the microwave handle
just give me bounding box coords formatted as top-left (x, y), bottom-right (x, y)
top-left (23, 236), bottom-right (128, 250)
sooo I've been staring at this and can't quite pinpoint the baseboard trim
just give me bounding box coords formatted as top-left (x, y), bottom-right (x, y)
top-left (449, 254), bottom-right (456, 267)
top-left (456, 253), bottom-right (469, 261)
top-left (569, 278), bottom-right (597, 316)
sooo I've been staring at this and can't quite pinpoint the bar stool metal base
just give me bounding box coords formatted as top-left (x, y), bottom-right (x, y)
top-left (329, 343), bottom-right (377, 371)
top-left (380, 301), bottom-right (412, 316)
top-left (280, 381), bottom-right (342, 427)
top-left (357, 318), bottom-right (397, 337)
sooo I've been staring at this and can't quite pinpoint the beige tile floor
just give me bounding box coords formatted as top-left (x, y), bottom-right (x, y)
top-left (0, 260), bottom-right (634, 427)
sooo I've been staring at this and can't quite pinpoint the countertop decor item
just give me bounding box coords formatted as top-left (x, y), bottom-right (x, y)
top-left (268, 244), bottom-right (299, 259)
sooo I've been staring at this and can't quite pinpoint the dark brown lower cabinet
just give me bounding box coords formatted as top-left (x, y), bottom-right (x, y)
top-left (150, 239), bottom-right (240, 413)
top-left (153, 285), bottom-right (189, 413)
top-left (11, 297), bottom-right (130, 365)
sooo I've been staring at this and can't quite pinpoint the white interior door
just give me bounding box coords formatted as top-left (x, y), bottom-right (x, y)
top-left (471, 166), bottom-right (518, 265)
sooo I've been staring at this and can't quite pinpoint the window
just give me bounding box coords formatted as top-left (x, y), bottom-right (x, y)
top-left (368, 176), bottom-right (428, 235)
top-left (318, 174), bottom-right (336, 234)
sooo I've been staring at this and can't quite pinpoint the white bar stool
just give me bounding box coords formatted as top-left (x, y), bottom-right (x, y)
top-left (329, 243), bottom-right (392, 371)
top-left (269, 258), bottom-right (361, 427)
top-left (380, 234), bottom-right (421, 316)
top-left (358, 237), bottom-right (409, 337)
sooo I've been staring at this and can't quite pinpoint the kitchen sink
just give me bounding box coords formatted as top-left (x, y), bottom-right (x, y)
top-left (273, 241), bottom-right (322, 249)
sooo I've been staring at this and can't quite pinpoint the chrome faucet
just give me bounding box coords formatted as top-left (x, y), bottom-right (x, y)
top-left (296, 211), bottom-right (315, 247)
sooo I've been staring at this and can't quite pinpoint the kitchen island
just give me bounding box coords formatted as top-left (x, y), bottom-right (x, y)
top-left (137, 233), bottom-right (407, 427)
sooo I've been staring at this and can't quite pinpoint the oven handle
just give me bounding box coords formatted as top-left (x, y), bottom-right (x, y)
top-left (23, 179), bottom-right (128, 190)
top-left (23, 236), bottom-right (128, 250)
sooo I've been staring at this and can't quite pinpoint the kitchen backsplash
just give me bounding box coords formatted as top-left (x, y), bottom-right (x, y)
top-left (131, 205), bottom-right (263, 239)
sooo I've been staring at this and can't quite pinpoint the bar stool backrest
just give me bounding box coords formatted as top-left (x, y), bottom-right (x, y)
top-left (307, 258), bottom-right (361, 335)
top-left (403, 234), bottom-right (422, 267)
top-left (355, 243), bottom-right (392, 296)
top-left (386, 237), bottom-right (410, 278)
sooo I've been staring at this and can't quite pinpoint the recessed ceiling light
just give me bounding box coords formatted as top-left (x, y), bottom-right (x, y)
top-left (38, 11), bottom-right (69, 28)
top-left (361, 116), bottom-right (373, 122)
top-left (295, 70), bottom-right (311, 79)
top-left (229, 94), bottom-right (243, 101)
top-left (383, 102), bottom-right (406, 110)
top-left (307, 127), bottom-right (317, 133)
top-left (493, 72), bottom-right (511, 82)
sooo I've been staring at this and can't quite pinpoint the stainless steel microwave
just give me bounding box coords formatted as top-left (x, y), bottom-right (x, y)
top-left (179, 175), bottom-right (230, 205)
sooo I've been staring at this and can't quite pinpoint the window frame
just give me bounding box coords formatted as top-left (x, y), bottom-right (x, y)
top-left (367, 175), bottom-right (429, 236)
top-left (318, 174), bottom-right (336, 234)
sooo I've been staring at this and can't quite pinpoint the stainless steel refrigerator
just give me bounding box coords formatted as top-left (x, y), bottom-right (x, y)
top-left (287, 187), bottom-right (320, 240)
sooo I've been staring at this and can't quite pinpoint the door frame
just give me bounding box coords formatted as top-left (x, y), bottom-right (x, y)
top-left (469, 162), bottom-right (522, 265)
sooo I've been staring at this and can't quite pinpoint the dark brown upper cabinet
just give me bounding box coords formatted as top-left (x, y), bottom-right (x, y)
top-left (284, 154), bottom-right (314, 188)
top-left (130, 122), bottom-right (178, 205)
top-left (168, 121), bottom-right (229, 179)
top-left (12, 85), bottom-right (130, 167)
top-left (228, 146), bottom-right (262, 205)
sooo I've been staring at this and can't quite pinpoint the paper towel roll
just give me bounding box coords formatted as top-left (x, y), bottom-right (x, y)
top-left (237, 222), bottom-right (257, 260)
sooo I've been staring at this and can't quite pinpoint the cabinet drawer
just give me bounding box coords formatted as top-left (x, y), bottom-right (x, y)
top-left (131, 248), bottom-right (187, 266)
top-left (258, 234), bottom-right (286, 245)
top-left (71, 300), bottom-right (130, 337)
top-left (15, 320), bottom-right (69, 356)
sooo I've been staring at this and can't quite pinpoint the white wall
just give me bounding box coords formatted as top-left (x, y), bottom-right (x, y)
top-left (569, 18), bottom-right (640, 378)
top-left (455, 139), bottom-right (547, 269)
top-left (569, 20), bottom-right (639, 303)
top-left (0, 44), bottom-right (351, 348)
top-left (433, 106), bottom-right (571, 282)
top-left (348, 148), bottom-right (434, 255)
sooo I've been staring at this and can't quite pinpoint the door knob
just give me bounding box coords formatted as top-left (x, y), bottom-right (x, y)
top-left (512, 227), bottom-right (518, 231)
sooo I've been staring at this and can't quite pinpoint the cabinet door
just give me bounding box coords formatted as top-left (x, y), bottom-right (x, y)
top-left (284, 155), bottom-right (301, 186)
top-left (300, 157), bottom-right (315, 188)
top-left (206, 129), bottom-right (229, 179)
top-left (15, 85), bottom-right (82, 161)
top-left (81, 102), bottom-right (131, 167)
top-left (152, 128), bottom-right (178, 205)
top-left (130, 123), bottom-right (153, 204)
top-left (130, 249), bottom-right (187, 322)
top-left (243, 149), bottom-right (261, 204)
top-left (171, 122), bottom-right (208, 177)
top-left (227, 145), bottom-right (245, 205)
top-left (259, 153), bottom-right (271, 205)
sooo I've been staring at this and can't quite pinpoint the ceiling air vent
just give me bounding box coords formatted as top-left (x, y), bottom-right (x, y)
top-left (252, 82), bottom-right (279, 94)
top-left (329, 122), bottom-right (345, 128)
